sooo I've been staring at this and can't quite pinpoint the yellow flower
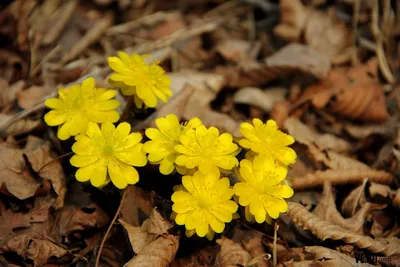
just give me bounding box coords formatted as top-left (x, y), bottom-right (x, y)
top-left (143, 114), bottom-right (202, 175)
top-left (175, 125), bottom-right (240, 174)
top-left (70, 122), bottom-right (147, 189)
top-left (239, 119), bottom-right (296, 166)
top-left (44, 78), bottom-right (120, 140)
top-left (233, 156), bottom-right (293, 223)
top-left (171, 169), bottom-right (238, 239)
top-left (108, 52), bottom-right (172, 108)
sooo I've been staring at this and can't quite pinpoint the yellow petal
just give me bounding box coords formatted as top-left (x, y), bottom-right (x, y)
top-left (116, 143), bottom-right (147, 166)
top-left (45, 98), bottom-right (66, 110)
top-left (86, 110), bottom-right (120, 123)
top-left (101, 122), bottom-right (115, 139)
top-left (70, 155), bottom-right (99, 167)
top-left (113, 122), bottom-right (131, 140)
top-left (44, 110), bottom-right (68, 126)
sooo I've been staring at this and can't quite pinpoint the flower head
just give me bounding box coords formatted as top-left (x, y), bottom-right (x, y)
top-left (70, 122), bottom-right (147, 189)
top-left (143, 114), bottom-right (202, 175)
top-left (234, 156), bottom-right (293, 223)
top-left (175, 125), bottom-right (240, 174)
top-left (108, 52), bottom-right (172, 108)
top-left (171, 169), bottom-right (238, 239)
top-left (239, 119), bottom-right (296, 166)
top-left (44, 78), bottom-right (120, 140)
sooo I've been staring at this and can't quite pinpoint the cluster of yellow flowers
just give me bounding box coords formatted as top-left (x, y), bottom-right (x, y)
top-left (43, 52), bottom-right (296, 240)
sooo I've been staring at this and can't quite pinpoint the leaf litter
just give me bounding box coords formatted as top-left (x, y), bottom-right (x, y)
top-left (0, 0), bottom-right (400, 266)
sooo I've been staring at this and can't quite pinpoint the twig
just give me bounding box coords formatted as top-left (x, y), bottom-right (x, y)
top-left (95, 188), bottom-right (127, 267)
top-left (290, 169), bottom-right (392, 190)
top-left (273, 222), bottom-right (279, 267)
top-left (37, 152), bottom-right (74, 173)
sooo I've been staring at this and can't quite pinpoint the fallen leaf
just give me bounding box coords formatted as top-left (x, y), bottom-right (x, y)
top-left (233, 87), bottom-right (286, 113)
top-left (287, 202), bottom-right (400, 256)
top-left (0, 80), bottom-right (25, 109)
top-left (216, 39), bottom-right (259, 64)
top-left (239, 230), bottom-right (270, 267)
top-left (217, 44), bottom-right (331, 88)
top-left (0, 114), bottom-right (41, 137)
top-left (297, 58), bottom-right (389, 122)
top-left (55, 203), bottom-right (109, 242)
top-left (168, 71), bottom-right (225, 96)
top-left (284, 117), bottom-right (351, 153)
top-left (393, 189), bottom-right (400, 210)
top-left (124, 234), bottom-right (179, 267)
top-left (4, 234), bottom-right (67, 267)
top-left (216, 236), bottom-right (252, 267)
top-left (274, 0), bottom-right (352, 59)
top-left (302, 246), bottom-right (375, 267)
top-left (170, 245), bottom-right (217, 267)
top-left (313, 181), bottom-right (377, 234)
top-left (0, 49), bottom-right (28, 83)
top-left (120, 185), bottom-right (153, 227)
top-left (17, 85), bottom-right (54, 109)
top-left (120, 208), bottom-right (173, 254)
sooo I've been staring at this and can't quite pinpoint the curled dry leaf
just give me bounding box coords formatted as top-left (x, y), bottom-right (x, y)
top-left (299, 246), bottom-right (376, 267)
top-left (393, 189), bottom-right (400, 210)
top-left (313, 182), bottom-right (381, 234)
top-left (240, 231), bottom-right (270, 267)
top-left (216, 44), bottom-right (331, 88)
top-left (124, 234), bottom-right (179, 267)
top-left (342, 120), bottom-right (395, 139)
top-left (0, 136), bottom-right (66, 208)
top-left (170, 245), bottom-right (218, 267)
top-left (341, 179), bottom-right (369, 218)
top-left (297, 58), bottom-right (389, 122)
top-left (0, 49), bottom-right (28, 83)
top-left (0, 197), bottom-right (53, 245)
top-left (120, 185), bottom-right (153, 227)
top-left (17, 85), bottom-right (54, 109)
top-left (4, 234), bottom-right (67, 267)
top-left (274, 0), bottom-right (352, 59)
top-left (284, 117), bottom-right (351, 153)
top-left (216, 39), bottom-right (259, 64)
top-left (216, 236), bottom-right (252, 267)
top-left (0, 114), bottom-right (41, 137)
top-left (290, 169), bottom-right (392, 190)
top-left (287, 202), bottom-right (400, 256)
top-left (168, 71), bottom-right (226, 96)
top-left (233, 87), bottom-right (286, 113)
top-left (55, 203), bottom-right (109, 241)
top-left (120, 209), bottom-right (173, 254)
top-left (0, 80), bottom-right (25, 109)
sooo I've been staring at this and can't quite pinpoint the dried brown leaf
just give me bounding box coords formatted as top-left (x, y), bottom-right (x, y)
top-left (124, 234), bottom-right (179, 267)
top-left (23, 136), bottom-right (66, 208)
top-left (216, 39), bottom-right (259, 63)
top-left (240, 231), bottom-right (270, 267)
top-left (284, 117), bottom-right (351, 153)
top-left (313, 182), bottom-right (378, 234)
top-left (298, 59), bottom-right (389, 122)
top-left (0, 80), bottom-right (25, 109)
top-left (290, 169), bottom-right (392, 190)
top-left (55, 203), bottom-right (109, 241)
top-left (287, 202), bottom-right (400, 256)
top-left (120, 209), bottom-right (173, 254)
top-left (393, 189), bottom-right (400, 210)
top-left (341, 179), bottom-right (369, 218)
top-left (274, 0), bottom-right (352, 59)
top-left (17, 85), bottom-right (54, 109)
top-left (233, 87), bottom-right (286, 113)
top-left (171, 245), bottom-right (217, 267)
top-left (4, 235), bottom-right (67, 267)
top-left (216, 236), bottom-right (252, 267)
top-left (0, 114), bottom-right (41, 136)
top-left (216, 44), bottom-right (331, 88)
top-left (168, 71), bottom-right (225, 96)
top-left (120, 185), bottom-right (153, 227)
top-left (0, 49), bottom-right (28, 83)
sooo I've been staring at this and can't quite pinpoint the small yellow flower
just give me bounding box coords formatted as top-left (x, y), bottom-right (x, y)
top-left (234, 156), bottom-right (293, 223)
top-left (70, 122), bottom-right (147, 189)
top-left (143, 114), bottom-right (202, 175)
top-left (171, 169), bottom-right (238, 239)
top-left (108, 52), bottom-right (172, 108)
top-left (175, 125), bottom-right (240, 174)
top-left (44, 78), bottom-right (120, 140)
top-left (239, 119), bottom-right (296, 166)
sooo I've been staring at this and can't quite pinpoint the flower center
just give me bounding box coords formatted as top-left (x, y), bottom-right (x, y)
top-left (202, 147), bottom-right (214, 158)
top-left (103, 145), bottom-right (114, 157)
top-left (197, 199), bottom-right (209, 209)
